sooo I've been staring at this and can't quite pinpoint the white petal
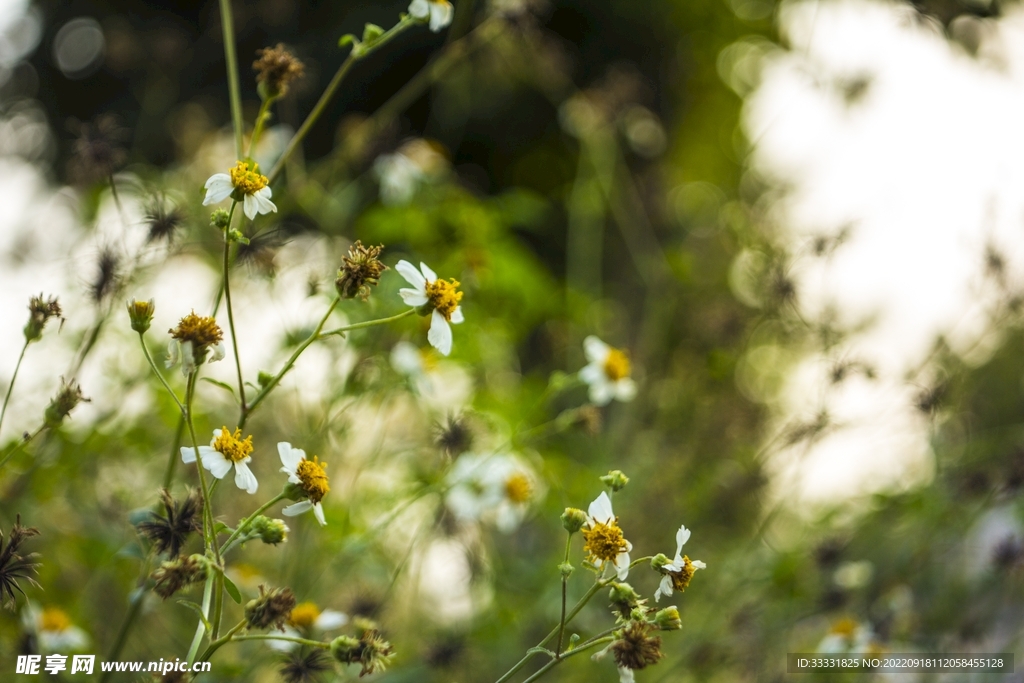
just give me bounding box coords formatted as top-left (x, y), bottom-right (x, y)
top-left (655, 575), bottom-right (674, 602)
top-left (588, 491), bottom-right (614, 523)
top-left (428, 0), bottom-right (454, 31)
top-left (165, 339), bottom-right (180, 368)
top-left (282, 500), bottom-right (313, 516)
top-left (614, 550), bottom-right (630, 580)
top-left (618, 667), bottom-right (636, 683)
top-left (395, 260), bottom-right (427, 289)
top-left (211, 342), bottom-right (226, 363)
top-left (614, 378), bottom-right (637, 402)
top-left (312, 502), bottom-right (327, 526)
top-left (278, 442), bottom-right (303, 473)
top-left (419, 261), bottom-right (438, 282)
top-left (234, 461), bottom-right (259, 494)
top-left (391, 341), bottom-right (424, 375)
top-left (203, 175), bottom-right (234, 204)
top-left (243, 194), bottom-right (258, 220)
top-left (589, 379), bottom-right (615, 406)
top-left (315, 610), bottom-right (348, 630)
top-left (408, 0), bottom-right (429, 18)
top-left (675, 525), bottom-right (691, 555)
top-left (202, 450), bottom-right (233, 479)
top-left (255, 187), bottom-right (277, 214)
top-left (427, 309), bottom-right (453, 356)
top-left (399, 288), bottom-right (430, 307)
top-left (180, 446), bottom-right (197, 464)
top-left (204, 173), bottom-right (231, 190)
top-left (583, 335), bottom-right (610, 364)
top-left (692, 559), bottom-right (707, 569)
top-left (449, 306), bottom-right (464, 324)
top-left (180, 340), bottom-right (196, 376)
top-left (579, 363), bottom-right (604, 385)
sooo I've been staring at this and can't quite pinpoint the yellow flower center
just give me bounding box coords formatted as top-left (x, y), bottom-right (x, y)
top-left (669, 556), bottom-right (698, 592)
top-left (830, 617), bottom-right (858, 637)
top-left (288, 602), bottom-right (321, 629)
top-left (212, 426), bottom-right (254, 463)
top-left (169, 311), bottom-right (223, 348)
top-left (297, 456), bottom-right (330, 504)
top-left (40, 608), bottom-right (71, 633)
top-left (603, 348), bottom-right (631, 381)
top-left (229, 161), bottom-right (269, 196)
top-left (582, 518), bottom-right (629, 563)
top-left (425, 278), bottom-right (463, 321)
top-left (504, 472), bottom-right (532, 503)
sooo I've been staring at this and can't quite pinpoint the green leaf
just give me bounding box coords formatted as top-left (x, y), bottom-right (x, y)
top-left (214, 522), bottom-right (232, 536)
top-left (200, 377), bottom-right (237, 399)
top-left (222, 574), bottom-right (243, 604)
top-left (338, 34), bottom-right (358, 48)
top-left (362, 23), bottom-right (384, 44)
top-left (176, 600), bottom-right (213, 632)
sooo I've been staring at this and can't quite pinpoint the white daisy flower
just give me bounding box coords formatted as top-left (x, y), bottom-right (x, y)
top-left (445, 453), bottom-right (537, 532)
top-left (180, 427), bottom-right (259, 494)
top-left (267, 602), bottom-right (349, 651)
top-left (654, 524), bottom-right (706, 602)
top-left (203, 160), bottom-right (277, 220)
top-left (395, 260), bottom-right (464, 356)
top-left (582, 491), bottom-right (632, 580)
top-left (278, 442), bottom-right (329, 526)
top-left (579, 336), bottom-right (637, 406)
top-left (22, 604), bottom-right (90, 652)
top-left (408, 0), bottom-right (454, 32)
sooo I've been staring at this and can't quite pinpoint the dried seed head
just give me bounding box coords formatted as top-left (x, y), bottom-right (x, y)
top-left (434, 415), bottom-right (472, 455)
top-left (151, 554), bottom-right (207, 600)
top-left (611, 622), bottom-right (663, 671)
top-left (24, 295), bottom-right (63, 343)
top-left (90, 247), bottom-right (122, 303)
top-left (330, 628), bottom-right (395, 677)
top-left (135, 488), bottom-right (203, 558)
top-left (280, 647), bottom-right (334, 683)
top-left (44, 378), bottom-right (89, 428)
top-left (245, 584), bottom-right (297, 631)
top-left (169, 311), bottom-right (224, 364)
top-left (0, 515), bottom-right (41, 610)
top-left (253, 44), bottom-right (305, 98)
top-left (335, 241), bottom-right (387, 301)
top-left (144, 202), bottom-right (185, 243)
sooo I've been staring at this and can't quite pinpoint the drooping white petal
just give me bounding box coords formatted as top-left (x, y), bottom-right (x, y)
top-left (449, 306), bottom-right (464, 324)
top-left (166, 339), bottom-right (180, 368)
top-left (243, 193), bottom-right (258, 220)
top-left (255, 187), bottom-right (277, 214)
top-left (655, 575), bottom-right (674, 602)
top-left (234, 460), bottom-right (259, 494)
top-left (408, 0), bottom-right (430, 18)
top-left (614, 545), bottom-right (631, 580)
top-left (588, 491), bottom-right (614, 524)
top-left (395, 260), bottom-right (427, 289)
top-left (692, 559), bottom-right (707, 569)
top-left (399, 288), bottom-right (430, 307)
top-left (675, 525), bottom-right (692, 555)
top-left (579, 363), bottom-right (604, 385)
top-left (427, 309), bottom-right (453, 356)
top-left (419, 261), bottom-right (438, 282)
top-left (312, 502), bottom-right (327, 526)
top-left (618, 666), bottom-right (636, 683)
top-left (278, 442), bottom-right (304, 474)
top-left (180, 445), bottom-right (198, 464)
top-left (588, 379), bottom-right (615, 406)
top-left (315, 610), bottom-right (348, 630)
top-left (614, 378), bottom-right (637, 402)
top-left (428, 0), bottom-right (454, 31)
top-left (211, 342), bottom-right (226, 363)
top-left (282, 500), bottom-right (313, 516)
top-left (202, 449), bottom-right (233, 479)
top-left (203, 174), bottom-right (234, 205)
top-left (180, 340), bottom-right (196, 377)
top-left (583, 335), bottom-right (610, 364)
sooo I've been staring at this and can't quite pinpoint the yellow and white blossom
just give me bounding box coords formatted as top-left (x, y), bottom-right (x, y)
top-left (654, 524), bottom-right (706, 602)
top-left (408, 0), bottom-right (454, 32)
top-left (396, 260), bottom-right (464, 356)
top-left (203, 160), bottom-right (277, 220)
top-left (22, 603), bottom-right (89, 652)
top-left (181, 427), bottom-right (259, 494)
top-left (445, 453), bottom-right (537, 532)
top-left (582, 492), bottom-right (632, 580)
top-left (268, 601), bottom-right (349, 651)
top-left (278, 442), bottom-right (329, 526)
top-left (579, 336), bottom-right (637, 406)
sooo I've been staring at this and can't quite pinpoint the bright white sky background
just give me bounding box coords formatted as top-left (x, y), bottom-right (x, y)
top-left (2, 0), bottom-right (1024, 510)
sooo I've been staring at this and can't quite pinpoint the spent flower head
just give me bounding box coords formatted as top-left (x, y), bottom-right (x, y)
top-left (280, 648), bottom-right (334, 683)
top-left (24, 294), bottom-right (62, 343)
top-left (336, 241), bottom-right (387, 300)
top-left (246, 585), bottom-right (298, 631)
top-left (396, 260), bottom-right (464, 356)
top-left (611, 621), bottom-right (663, 672)
top-left (203, 161), bottom-right (278, 220)
top-left (89, 246), bottom-right (121, 303)
top-left (151, 554), bottom-right (207, 600)
top-left (67, 113), bottom-right (127, 185)
top-left (0, 515), bottom-right (40, 610)
top-left (330, 629), bottom-right (395, 677)
top-left (127, 298), bottom-right (155, 333)
top-left (144, 201), bottom-right (185, 243)
top-left (167, 311), bottom-right (225, 375)
top-left (254, 44), bottom-right (305, 99)
top-left (135, 488), bottom-right (203, 558)
top-left (44, 378), bottom-right (88, 428)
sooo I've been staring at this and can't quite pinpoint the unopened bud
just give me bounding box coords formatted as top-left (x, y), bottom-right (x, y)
top-left (561, 507), bottom-right (587, 533)
top-left (329, 635), bottom-right (361, 661)
top-left (210, 209), bottom-right (231, 229)
top-left (127, 298), bottom-right (155, 333)
top-left (650, 553), bottom-right (671, 572)
top-left (559, 562), bottom-right (574, 579)
top-left (609, 582), bottom-right (641, 606)
top-left (568, 633), bottom-right (581, 650)
top-left (251, 516), bottom-right (288, 545)
top-left (654, 606), bottom-right (682, 631)
top-left (600, 470), bottom-right (629, 492)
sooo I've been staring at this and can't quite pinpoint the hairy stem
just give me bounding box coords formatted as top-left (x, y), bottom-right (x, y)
top-left (0, 339), bottom-right (29, 442)
top-left (218, 0), bottom-right (245, 158)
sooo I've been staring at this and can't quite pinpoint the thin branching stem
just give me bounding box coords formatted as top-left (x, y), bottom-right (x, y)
top-left (229, 634), bottom-right (329, 648)
top-left (555, 532), bottom-right (574, 656)
top-left (0, 425), bottom-right (44, 471)
top-left (198, 619), bottom-right (247, 662)
top-left (519, 632), bottom-right (618, 683)
top-left (247, 97), bottom-right (275, 158)
top-left (0, 339), bottom-right (29, 441)
top-left (218, 0), bottom-right (244, 158)
top-left (138, 333), bottom-right (186, 415)
top-left (221, 202), bottom-right (246, 411)
top-left (221, 492), bottom-right (288, 555)
top-left (318, 308), bottom-right (416, 338)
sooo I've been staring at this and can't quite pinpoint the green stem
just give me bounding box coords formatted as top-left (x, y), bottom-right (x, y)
top-left (198, 619), bottom-right (247, 662)
top-left (138, 333), bottom-right (186, 415)
top-left (228, 634), bottom-right (329, 647)
top-left (555, 533), bottom-right (573, 656)
top-left (266, 17), bottom-right (418, 185)
top-left (187, 570), bottom-right (215, 664)
top-left (0, 339), bottom-right (28, 442)
top-left (247, 97), bottom-right (275, 158)
top-left (519, 633), bottom-right (618, 683)
top-left (221, 492), bottom-right (288, 555)
top-left (162, 416), bottom-right (187, 490)
top-left (221, 202), bottom-right (246, 411)
top-left (318, 308), bottom-right (416, 338)
top-left (240, 297), bottom-right (340, 427)
top-left (0, 425), bottom-right (44, 471)
top-left (219, 0), bottom-right (245, 159)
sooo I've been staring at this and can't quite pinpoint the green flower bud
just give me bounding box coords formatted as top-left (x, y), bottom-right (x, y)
top-left (210, 208), bottom-right (231, 229)
top-left (251, 516), bottom-right (288, 545)
top-left (651, 553), bottom-right (671, 571)
top-left (561, 507), bottom-right (587, 533)
top-left (654, 606), bottom-right (682, 631)
top-left (609, 582), bottom-right (641, 606)
top-left (600, 470), bottom-right (630, 492)
top-left (283, 482), bottom-right (307, 502)
top-left (329, 635), bottom-right (361, 662)
top-left (559, 562), bottom-right (574, 579)
top-left (127, 298), bottom-right (155, 333)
